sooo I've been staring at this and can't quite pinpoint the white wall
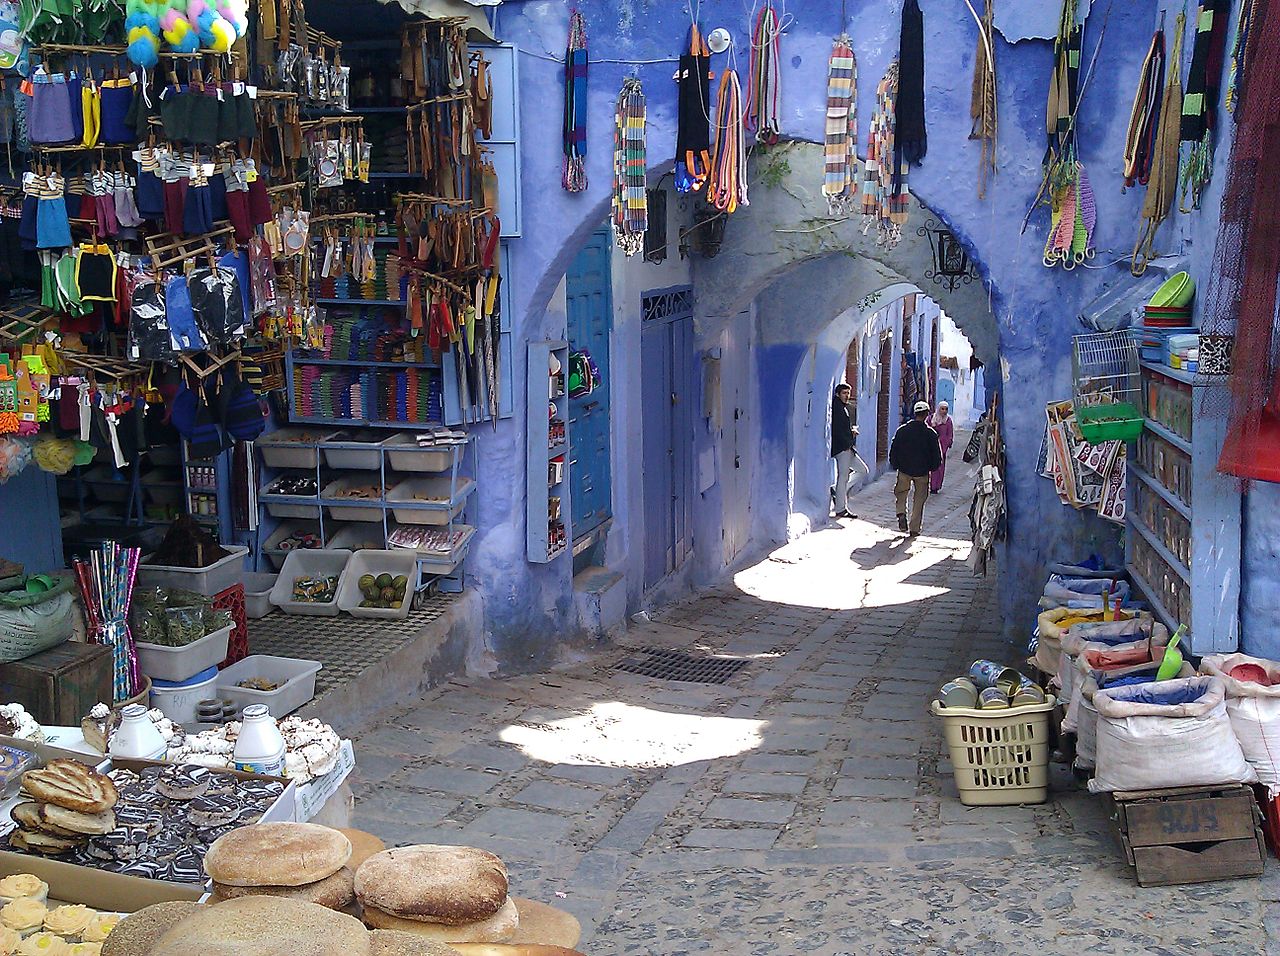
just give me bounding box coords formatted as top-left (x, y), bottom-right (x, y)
top-left (938, 310), bottom-right (979, 425)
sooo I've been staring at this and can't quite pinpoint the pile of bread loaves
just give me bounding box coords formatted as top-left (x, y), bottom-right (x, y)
top-left (9, 760), bottom-right (117, 856)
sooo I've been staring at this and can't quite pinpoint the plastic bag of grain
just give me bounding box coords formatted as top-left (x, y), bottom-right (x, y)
top-left (1089, 676), bottom-right (1257, 793)
top-left (1034, 607), bottom-right (1145, 677)
top-left (1075, 659), bottom-right (1192, 772)
top-left (1201, 653), bottom-right (1280, 798)
top-left (1061, 626), bottom-right (1166, 734)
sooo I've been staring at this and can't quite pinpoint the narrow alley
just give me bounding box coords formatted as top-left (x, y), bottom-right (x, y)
top-left (349, 457), bottom-right (1278, 955)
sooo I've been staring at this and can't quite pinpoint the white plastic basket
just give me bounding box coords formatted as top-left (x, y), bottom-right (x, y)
top-left (386, 476), bottom-right (474, 525)
top-left (930, 697), bottom-right (1056, 806)
top-left (242, 572), bottom-right (278, 619)
top-left (335, 549), bottom-right (417, 620)
top-left (321, 475), bottom-right (386, 523)
top-left (215, 654), bottom-right (322, 719)
top-left (382, 433), bottom-right (464, 473)
top-left (270, 549), bottom-right (351, 616)
top-left (322, 432), bottom-right (389, 470)
top-left (257, 429), bottom-right (337, 469)
top-left (135, 624), bottom-right (232, 683)
top-left (137, 545), bottom-right (249, 597)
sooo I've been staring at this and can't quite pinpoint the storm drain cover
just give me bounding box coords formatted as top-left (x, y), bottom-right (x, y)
top-left (616, 648), bottom-right (750, 684)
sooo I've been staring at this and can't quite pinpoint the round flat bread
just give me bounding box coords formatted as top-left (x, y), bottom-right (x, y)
top-left (338, 830), bottom-right (385, 870)
top-left (210, 868), bottom-right (356, 910)
top-left (354, 846), bottom-right (507, 924)
top-left (204, 823), bottom-right (351, 888)
top-left (360, 899), bottom-right (518, 944)
top-left (150, 897), bottom-right (370, 956)
top-left (368, 930), bottom-right (461, 956)
top-left (101, 902), bottom-right (204, 956)
top-left (507, 898), bottom-right (582, 949)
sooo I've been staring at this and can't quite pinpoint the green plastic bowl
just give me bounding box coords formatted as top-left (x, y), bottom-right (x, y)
top-left (1150, 271), bottom-right (1195, 309)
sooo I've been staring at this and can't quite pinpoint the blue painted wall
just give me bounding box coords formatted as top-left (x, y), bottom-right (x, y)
top-left (464, 0), bottom-right (1266, 662)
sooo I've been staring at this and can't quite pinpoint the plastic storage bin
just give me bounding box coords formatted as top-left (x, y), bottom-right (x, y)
top-left (135, 624), bottom-right (232, 683)
top-left (262, 520), bottom-right (322, 571)
top-left (270, 549), bottom-right (351, 616)
top-left (336, 549), bottom-right (418, 620)
top-left (930, 697), bottom-right (1056, 806)
top-left (386, 476), bottom-right (474, 525)
top-left (263, 475), bottom-right (322, 519)
top-left (327, 523), bottom-right (387, 551)
top-left (257, 428), bottom-right (338, 469)
top-left (321, 475), bottom-right (386, 522)
top-left (215, 655), bottom-right (323, 718)
top-left (242, 572), bottom-right (278, 619)
top-left (383, 433), bottom-right (464, 473)
top-left (150, 666), bottom-right (219, 725)
top-left (137, 545), bottom-right (249, 596)
top-left (323, 432), bottom-right (388, 470)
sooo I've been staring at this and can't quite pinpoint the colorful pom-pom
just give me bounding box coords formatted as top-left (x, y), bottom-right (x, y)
top-left (208, 17), bottom-right (233, 52)
top-left (127, 34), bottom-right (159, 68)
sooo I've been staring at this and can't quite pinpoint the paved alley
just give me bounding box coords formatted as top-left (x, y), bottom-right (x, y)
top-left (348, 456), bottom-right (1277, 955)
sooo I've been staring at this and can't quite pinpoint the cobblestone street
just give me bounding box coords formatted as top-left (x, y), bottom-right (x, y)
top-left (349, 459), bottom-right (1277, 955)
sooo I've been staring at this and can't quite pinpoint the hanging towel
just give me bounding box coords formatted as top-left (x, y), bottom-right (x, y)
top-left (823, 35), bottom-right (858, 215)
top-left (896, 0), bottom-right (927, 166)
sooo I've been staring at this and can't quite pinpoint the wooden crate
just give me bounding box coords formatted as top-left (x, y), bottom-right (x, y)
top-left (0, 642), bottom-right (113, 725)
top-left (1107, 784), bottom-right (1265, 887)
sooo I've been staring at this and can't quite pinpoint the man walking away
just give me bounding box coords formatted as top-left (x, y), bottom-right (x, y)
top-left (890, 400), bottom-right (942, 537)
top-left (830, 384), bottom-right (868, 519)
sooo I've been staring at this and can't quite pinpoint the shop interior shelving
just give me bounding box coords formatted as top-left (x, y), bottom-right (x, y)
top-left (1125, 360), bottom-right (1241, 653)
top-left (255, 429), bottom-right (476, 591)
top-left (526, 341), bottom-right (570, 563)
top-left (58, 445), bottom-right (183, 531)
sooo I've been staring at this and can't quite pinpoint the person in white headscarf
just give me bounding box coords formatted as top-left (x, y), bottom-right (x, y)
top-left (929, 401), bottom-right (954, 493)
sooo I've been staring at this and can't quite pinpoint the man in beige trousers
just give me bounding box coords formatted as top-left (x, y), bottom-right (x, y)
top-left (889, 400), bottom-right (943, 537)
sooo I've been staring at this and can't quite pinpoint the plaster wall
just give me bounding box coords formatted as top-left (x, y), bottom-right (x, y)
top-left (939, 312), bottom-right (979, 426)
top-left (465, 0), bottom-right (1265, 664)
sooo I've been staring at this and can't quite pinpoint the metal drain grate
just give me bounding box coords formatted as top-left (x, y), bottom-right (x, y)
top-left (616, 648), bottom-right (750, 684)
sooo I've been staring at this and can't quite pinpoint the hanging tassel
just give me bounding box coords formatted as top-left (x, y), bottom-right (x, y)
top-left (561, 11), bottom-right (588, 193)
top-left (708, 68), bottom-right (747, 214)
top-left (822, 35), bottom-right (857, 215)
top-left (968, 0), bottom-right (998, 199)
top-left (745, 4), bottom-right (782, 144)
top-left (612, 78), bottom-right (648, 256)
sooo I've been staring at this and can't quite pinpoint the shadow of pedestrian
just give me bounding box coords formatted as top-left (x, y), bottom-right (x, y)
top-left (848, 535), bottom-right (915, 570)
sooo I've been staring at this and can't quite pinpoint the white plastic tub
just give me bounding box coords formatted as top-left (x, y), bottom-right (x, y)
top-left (386, 476), bottom-right (474, 526)
top-left (257, 428), bottom-right (338, 469)
top-left (382, 433), bottom-right (464, 473)
top-left (137, 545), bottom-right (249, 597)
top-left (242, 572), bottom-right (279, 619)
top-left (322, 475), bottom-right (386, 522)
top-left (335, 549), bottom-right (417, 620)
top-left (270, 549), bottom-right (351, 616)
top-left (150, 668), bottom-right (219, 725)
top-left (388, 523), bottom-right (475, 574)
top-left (262, 521), bottom-right (322, 571)
top-left (216, 655), bottom-right (323, 718)
top-left (323, 432), bottom-right (388, 470)
top-left (327, 523), bottom-right (387, 551)
top-left (135, 624), bottom-right (232, 683)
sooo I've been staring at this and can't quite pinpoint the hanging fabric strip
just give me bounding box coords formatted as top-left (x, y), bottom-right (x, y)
top-left (822, 35), bottom-right (857, 215)
top-left (968, 0), bottom-right (998, 199)
top-left (1178, 0), bottom-right (1230, 211)
top-left (861, 60), bottom-right (907, 247)
top-left (561, 11), bottom-right (588, 193)
top-left (1226, 0), bottom-right (1259, 114)
top-left (896, 0), bottom-right (927, 165)
top-left (745, 4), bottom-right (782, 144)
top-left (674, 26), bottom-right (712, 194)
top-left (611, 77), bottom-right (648, 256)
top-left (1133, 11), bottom-right (1184, 276)
top-left (708, 68), bottom-right (748, 214)
top-left (1122, 25), bottom-right (1165, 188)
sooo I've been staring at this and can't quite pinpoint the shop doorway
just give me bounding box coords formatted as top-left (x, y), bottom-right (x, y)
top-left (876, 334), bottom-right (893, 463)
top-left (565, 228), bottom-right (614, 546)
top-left (641, 287), bottom-right (696, 592)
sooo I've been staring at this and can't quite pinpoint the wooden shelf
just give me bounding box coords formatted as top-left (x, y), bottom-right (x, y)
top-left (1143, 418), bottom-right (1192, 455)
top-left (1141, 360), bottom-right (1197, 387)
top-left (1129, 464), bottom-right (1192, 521)
top-left (1128, 514), bottom-right (1190, 585)
top-left (290, 357), bottom-right (440, 369)
top-left (1126, 563), bottom-right (1180, 636)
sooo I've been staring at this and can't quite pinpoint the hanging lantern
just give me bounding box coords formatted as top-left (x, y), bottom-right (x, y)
top-left (917, 219), bottom-right (978, 292)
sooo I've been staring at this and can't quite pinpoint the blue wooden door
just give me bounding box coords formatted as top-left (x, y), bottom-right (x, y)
top-left (566, 229), bottom-right (613, 542)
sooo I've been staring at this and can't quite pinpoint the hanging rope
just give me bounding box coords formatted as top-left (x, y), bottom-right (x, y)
top-left (1122, 21), bottom-right (1165, 188)
top-left (1178, 0), bottom-right (1231, 211)
top-left (708, 67), bottom-right (748, 214)
top-left (561, 11), bottom-right (588, 193)
top-left (822, 34), bottom-right (857, 215)
top-left (675, 26), bottom-right (712, 193)
top-left (745, 4), bottom-right (782, 144)
top-left (968, 0), bottom-right (997, 199)
top-left (611, 78), bottom-right (648, 256)
top-left (1132, 11), bottom-right (1184, 276)
top-left (861, 60), bottom-right (908, 247)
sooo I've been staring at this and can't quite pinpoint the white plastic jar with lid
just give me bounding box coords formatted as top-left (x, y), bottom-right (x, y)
top-left (109, 704), bottom-right (168, 760)
top-left (232, 704), bottom-right (286, 776)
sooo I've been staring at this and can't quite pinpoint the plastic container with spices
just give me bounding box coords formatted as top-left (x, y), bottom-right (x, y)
top-left (233, 704), bottom-right (286, 776)
top-left (109, 704), bottom-right (168, 760)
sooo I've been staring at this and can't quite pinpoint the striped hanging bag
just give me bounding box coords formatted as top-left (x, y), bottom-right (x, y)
top-left (822, 34), bottom-right (857, 215)
top-left (611, 78), bottom-right (648, 256)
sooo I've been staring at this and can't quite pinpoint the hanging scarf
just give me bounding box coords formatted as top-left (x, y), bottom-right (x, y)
top-left (675, 26), bottom-right (712, 194)
top-left (709, 68), bottom-right (748, 214)
top-left (968, 0), bottom-right (997, 199)
top-left (896, 0), bottom-right (927, 165)
top-left (1122, 26), bottom-right (1165, 188)
top-left (861, 60), bottom-right (909, 248)
top-left (611, 78), bottom-right (647, 256)
top-left (1226, 0), bottom-right (1259, 114)
top-left (1178, 0), bottom-right (1230, 211)
top-left (561, 11), bottom-right (588, 193)
top-left (822, 35), bottom-right (857, 215)
top-left (1133, 12), bottom-right (1184, 276)
top-left (745, 4), bottom-right (782, 144)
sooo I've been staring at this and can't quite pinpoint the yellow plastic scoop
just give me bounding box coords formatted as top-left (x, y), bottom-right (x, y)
top-left (1156, 626), bottom-right (1185, 681)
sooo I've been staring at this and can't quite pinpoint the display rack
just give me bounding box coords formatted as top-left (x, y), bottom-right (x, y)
top-left (255, 429), bottom-right (476, 590)
top-left (1125, 362), bottom-right (1241, 653)
top-left (526, 341), bottom-right (570, 563)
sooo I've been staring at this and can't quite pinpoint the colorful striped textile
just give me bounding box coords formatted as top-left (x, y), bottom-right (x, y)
top-left (861, 60), bottom-right (909, 247)
top-left (611, 78), bottom-right (648, 256)
top-left (823, 35), bottom-right (857, 215)
top-left (562, 11), bottom-right (588, 192)
top-left (745, 4), bottom-right (782, 144)
top-left (1178, 0), bottom-right (1230, 210)
top-left (708, 68), bottom-right (748, 214)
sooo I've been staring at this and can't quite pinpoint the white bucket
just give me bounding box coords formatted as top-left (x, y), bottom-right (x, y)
top-left (149, 671), bottom-right (219, 725)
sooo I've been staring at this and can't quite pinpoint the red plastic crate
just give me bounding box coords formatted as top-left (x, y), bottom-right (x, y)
top-left (212, 582), bottom-right (248, 668)
top-left (1255, 785), bottom-right (1280, 858)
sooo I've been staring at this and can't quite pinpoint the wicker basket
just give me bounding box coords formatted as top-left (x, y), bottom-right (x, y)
top-left (931, 697), bottom-right (1056, 806)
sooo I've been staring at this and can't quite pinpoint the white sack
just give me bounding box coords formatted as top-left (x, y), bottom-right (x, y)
top-left (1089, 676), bottom-right (1257, 793)
top-left (1075, 662), bottom-right (1193, 773)
top-left (1060, 618), bottom-right (1165, 658)
top-left (1064, 636), bottom-right (1170, 738)
top-left (1202, 653), bottom-right (1280, 798)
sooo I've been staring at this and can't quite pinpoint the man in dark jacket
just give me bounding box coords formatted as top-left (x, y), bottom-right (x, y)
top-left (830, 384), bottom-right (867, 518)
top-left (889, 400), bottom-right (943, 536)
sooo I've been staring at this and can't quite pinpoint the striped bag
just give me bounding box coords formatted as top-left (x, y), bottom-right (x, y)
top-left (823, 35), bottom-right (857, 215)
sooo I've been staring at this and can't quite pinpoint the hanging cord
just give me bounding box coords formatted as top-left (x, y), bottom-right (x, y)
top-left (708, 67), bottom-right (747, 213)
top-left (561, 10), bottom-right (588, 192)
top-left (612, 77), bottom-right (648, 255)
top-left (822, 34), bottom-right (857, 215)
top-left (744, 4), bottom-right (782, 144)
top-left (1132, 10), bottom-right (1185, 276)
top-left (1122, 20), bottom-right (1165, 189)
top-left (967, 0), bottom-right (997, 199)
